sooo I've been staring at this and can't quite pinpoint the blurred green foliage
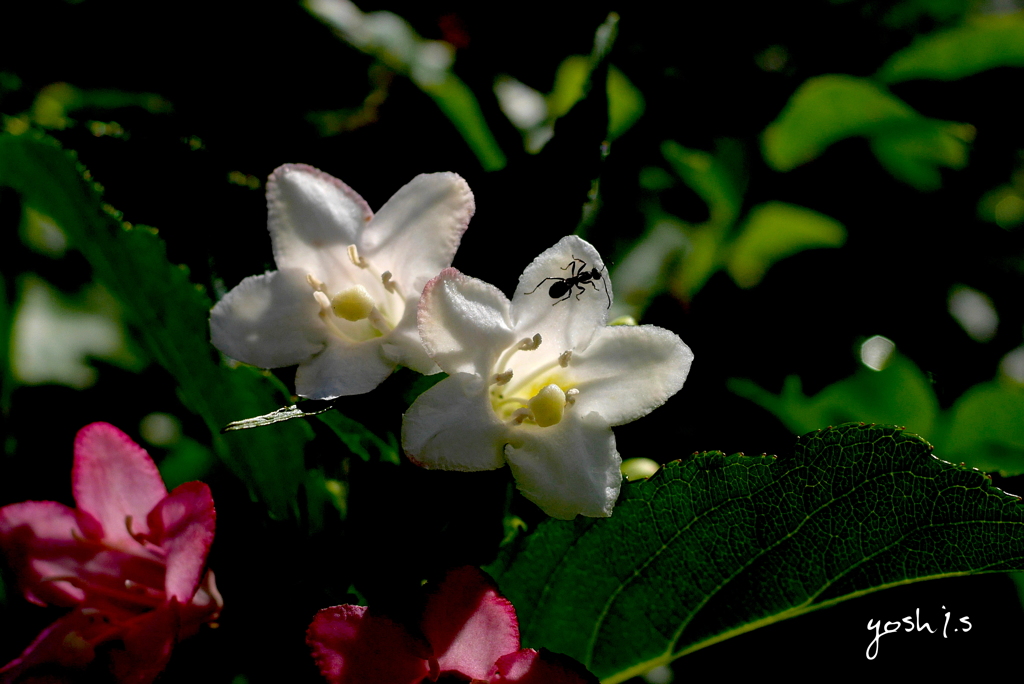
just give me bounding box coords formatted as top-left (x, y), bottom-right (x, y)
top-left (731, 344), bottom-right (1024, 476)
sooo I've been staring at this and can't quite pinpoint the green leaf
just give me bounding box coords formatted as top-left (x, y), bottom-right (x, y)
top-left (606, 66), bottom-right (644, 140)
top-left (726, 201), bottom-right (846, 288)
top-left (762, 75), bottom-right (970, 189)
top-left (490, 423), bottom-right (1024, 682)
top-left (304, 0), bottom-right (506, 171)
top-left (662, 139), bottom-right (744, 228)
top-left (943, 379), bottom-right (1024, 475)
top-left (315, 409), bottom-right (400, 465)
top-left (728, 351), bottom-right (939, 438)
top-left (0, 131), bottom-right (310, 518)
top-left (420, 75), bottom-right (507, 172)
top-left (878, 12), bottom-right (1024, 83)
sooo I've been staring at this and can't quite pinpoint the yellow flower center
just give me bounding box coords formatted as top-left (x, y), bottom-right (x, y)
top-left (489, 335), bottom-right (577, 428)
top-left (306, 244), bottom-right (405, 342)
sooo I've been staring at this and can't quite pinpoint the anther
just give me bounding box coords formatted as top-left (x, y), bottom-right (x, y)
top-left (347, 244), bottom-right (368, 268)
top-left (519, 333), bottom-right (542, 351)
top-left (492, 370), bottom-right (513, 386)
top-left (381, 271), bottom-right (397, 293)
top-left (558, 350), bottom-right (572, 367)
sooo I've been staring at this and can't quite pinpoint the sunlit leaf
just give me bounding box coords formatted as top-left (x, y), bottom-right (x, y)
top-left (728, 351), bottom-right (939, 438)
top-left (726, 202), bottom-right (845, 288)
top-left (870, 119), bottom-right (974, 191)
top-left (606, 66), bottom-right (644, 140)
top-left (0, 132), bottom-right (311, 519)
top-left (762, 75), bottom-right (970, 188)
top-left (491, 423), bottom-right (1024, 682)
top-left (878, 12), bottom-right (1024, 83)
top-left (944, 379), bottom-right (1024, 475)
top-left (549, 55), bottom-right (589, 120)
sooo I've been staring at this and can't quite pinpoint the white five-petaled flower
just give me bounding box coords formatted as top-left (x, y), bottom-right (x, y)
top-left (210, 164), bottom-right (475, 399)
top-left (402, 236), bottom-right (693, 519)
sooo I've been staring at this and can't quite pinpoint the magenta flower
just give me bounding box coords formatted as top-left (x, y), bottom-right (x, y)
top-left (0, 422), bottom-right (222, 684)
top-left (307, 566), bottom-right (596, 684)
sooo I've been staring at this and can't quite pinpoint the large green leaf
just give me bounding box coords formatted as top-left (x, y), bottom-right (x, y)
top-left (878, 12), bottom-right (1024, 83)
top-left (490, 423), bottom-right (1024, 682)
top-left (762, 75), bottom-right (971, 190)
top-left (726, 201), bottom-right (846, 289)
top-left (0, 131), bottom-right (310, 518)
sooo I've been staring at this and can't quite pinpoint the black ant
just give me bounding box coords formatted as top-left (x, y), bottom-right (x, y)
top-left (525, 256), bottom-right (611, 308)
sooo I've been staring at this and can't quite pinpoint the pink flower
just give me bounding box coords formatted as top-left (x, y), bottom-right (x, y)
top-left (307, 566), bottom-right (596, 684)
top-left (0, 422), bottom-right (222, 684)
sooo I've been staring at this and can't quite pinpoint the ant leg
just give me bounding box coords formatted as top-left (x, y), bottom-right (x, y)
top-left (563, 256), bottom-right (586, 277)
top-left (525, 276), bottom-right (563, 295)
top-left (574, 283), bottom-right (588, 300)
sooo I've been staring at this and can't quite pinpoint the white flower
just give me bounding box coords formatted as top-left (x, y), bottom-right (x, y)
top-left (210, 164), bottom-right (475, 399)
top-left (402, 236), bottom-right (693, 519)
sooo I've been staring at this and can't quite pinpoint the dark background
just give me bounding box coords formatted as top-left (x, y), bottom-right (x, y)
top-left (2, 0), bottom-right (1024, 680)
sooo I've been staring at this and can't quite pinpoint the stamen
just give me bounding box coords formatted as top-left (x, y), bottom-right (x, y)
top-left (381, 271), bottom-right (398, 294)
top-left (368, 308), bottom-right (395, 334)
top-left (558, 350), bottom-right (572, 367)
top-left (510, 407), bottom-right (532, 425)
top-left (565, 388), bottom-right (579, 406)
top-left (306, 273), bottom-right (326, 292)
top-left (521, 333), bottom-right (542, 351)
top-left (492, 369), bottom-right (513, 386)
top-left (313, 290), bottom-right (332, 312)
top-left (495, 334), bottom-right (543, 376)
top-left (347, 244), bottom-right (368, 268)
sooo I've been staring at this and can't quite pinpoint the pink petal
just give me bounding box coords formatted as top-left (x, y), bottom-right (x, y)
top-left (108, 601), bottom-right (179, 684)
top-left (421, 566), bottom-right (520, 680)
top-left (175, 569), bottom-right (224, 640)
top-left (492, 649), bottom-right (598, 684)
top-left (0, 609), bottom-right (98, 680)
top-left (0, 500), bottom-right (91, 606)
top-left (307, 605), bottom-right (429, 684)
top-left (72, 423), bottom-right (167, 545)
top-left (145, 482), bottom-right (215, 602)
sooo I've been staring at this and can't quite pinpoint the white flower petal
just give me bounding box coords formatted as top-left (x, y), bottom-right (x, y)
top-left (210, 268), bottom-right (326, 368)
top-left (511, 235), bottom-right (610, 353)
top-left (360, 172), bottom-right (474, 293)
top-left (295, 338), bottom-right (395, 400)
top-left (505, 413), bottom-right (620, 520)
top-left (381, 300), bottom-right (441, 375)
top-left (402, 373), bottom-right (507, 471)
top-left (418, 269), bottom-right (517, 376)
top-left (266, 164), bottom-right (373, 291)
top-left (570, 324), bottom-right (694, 426)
